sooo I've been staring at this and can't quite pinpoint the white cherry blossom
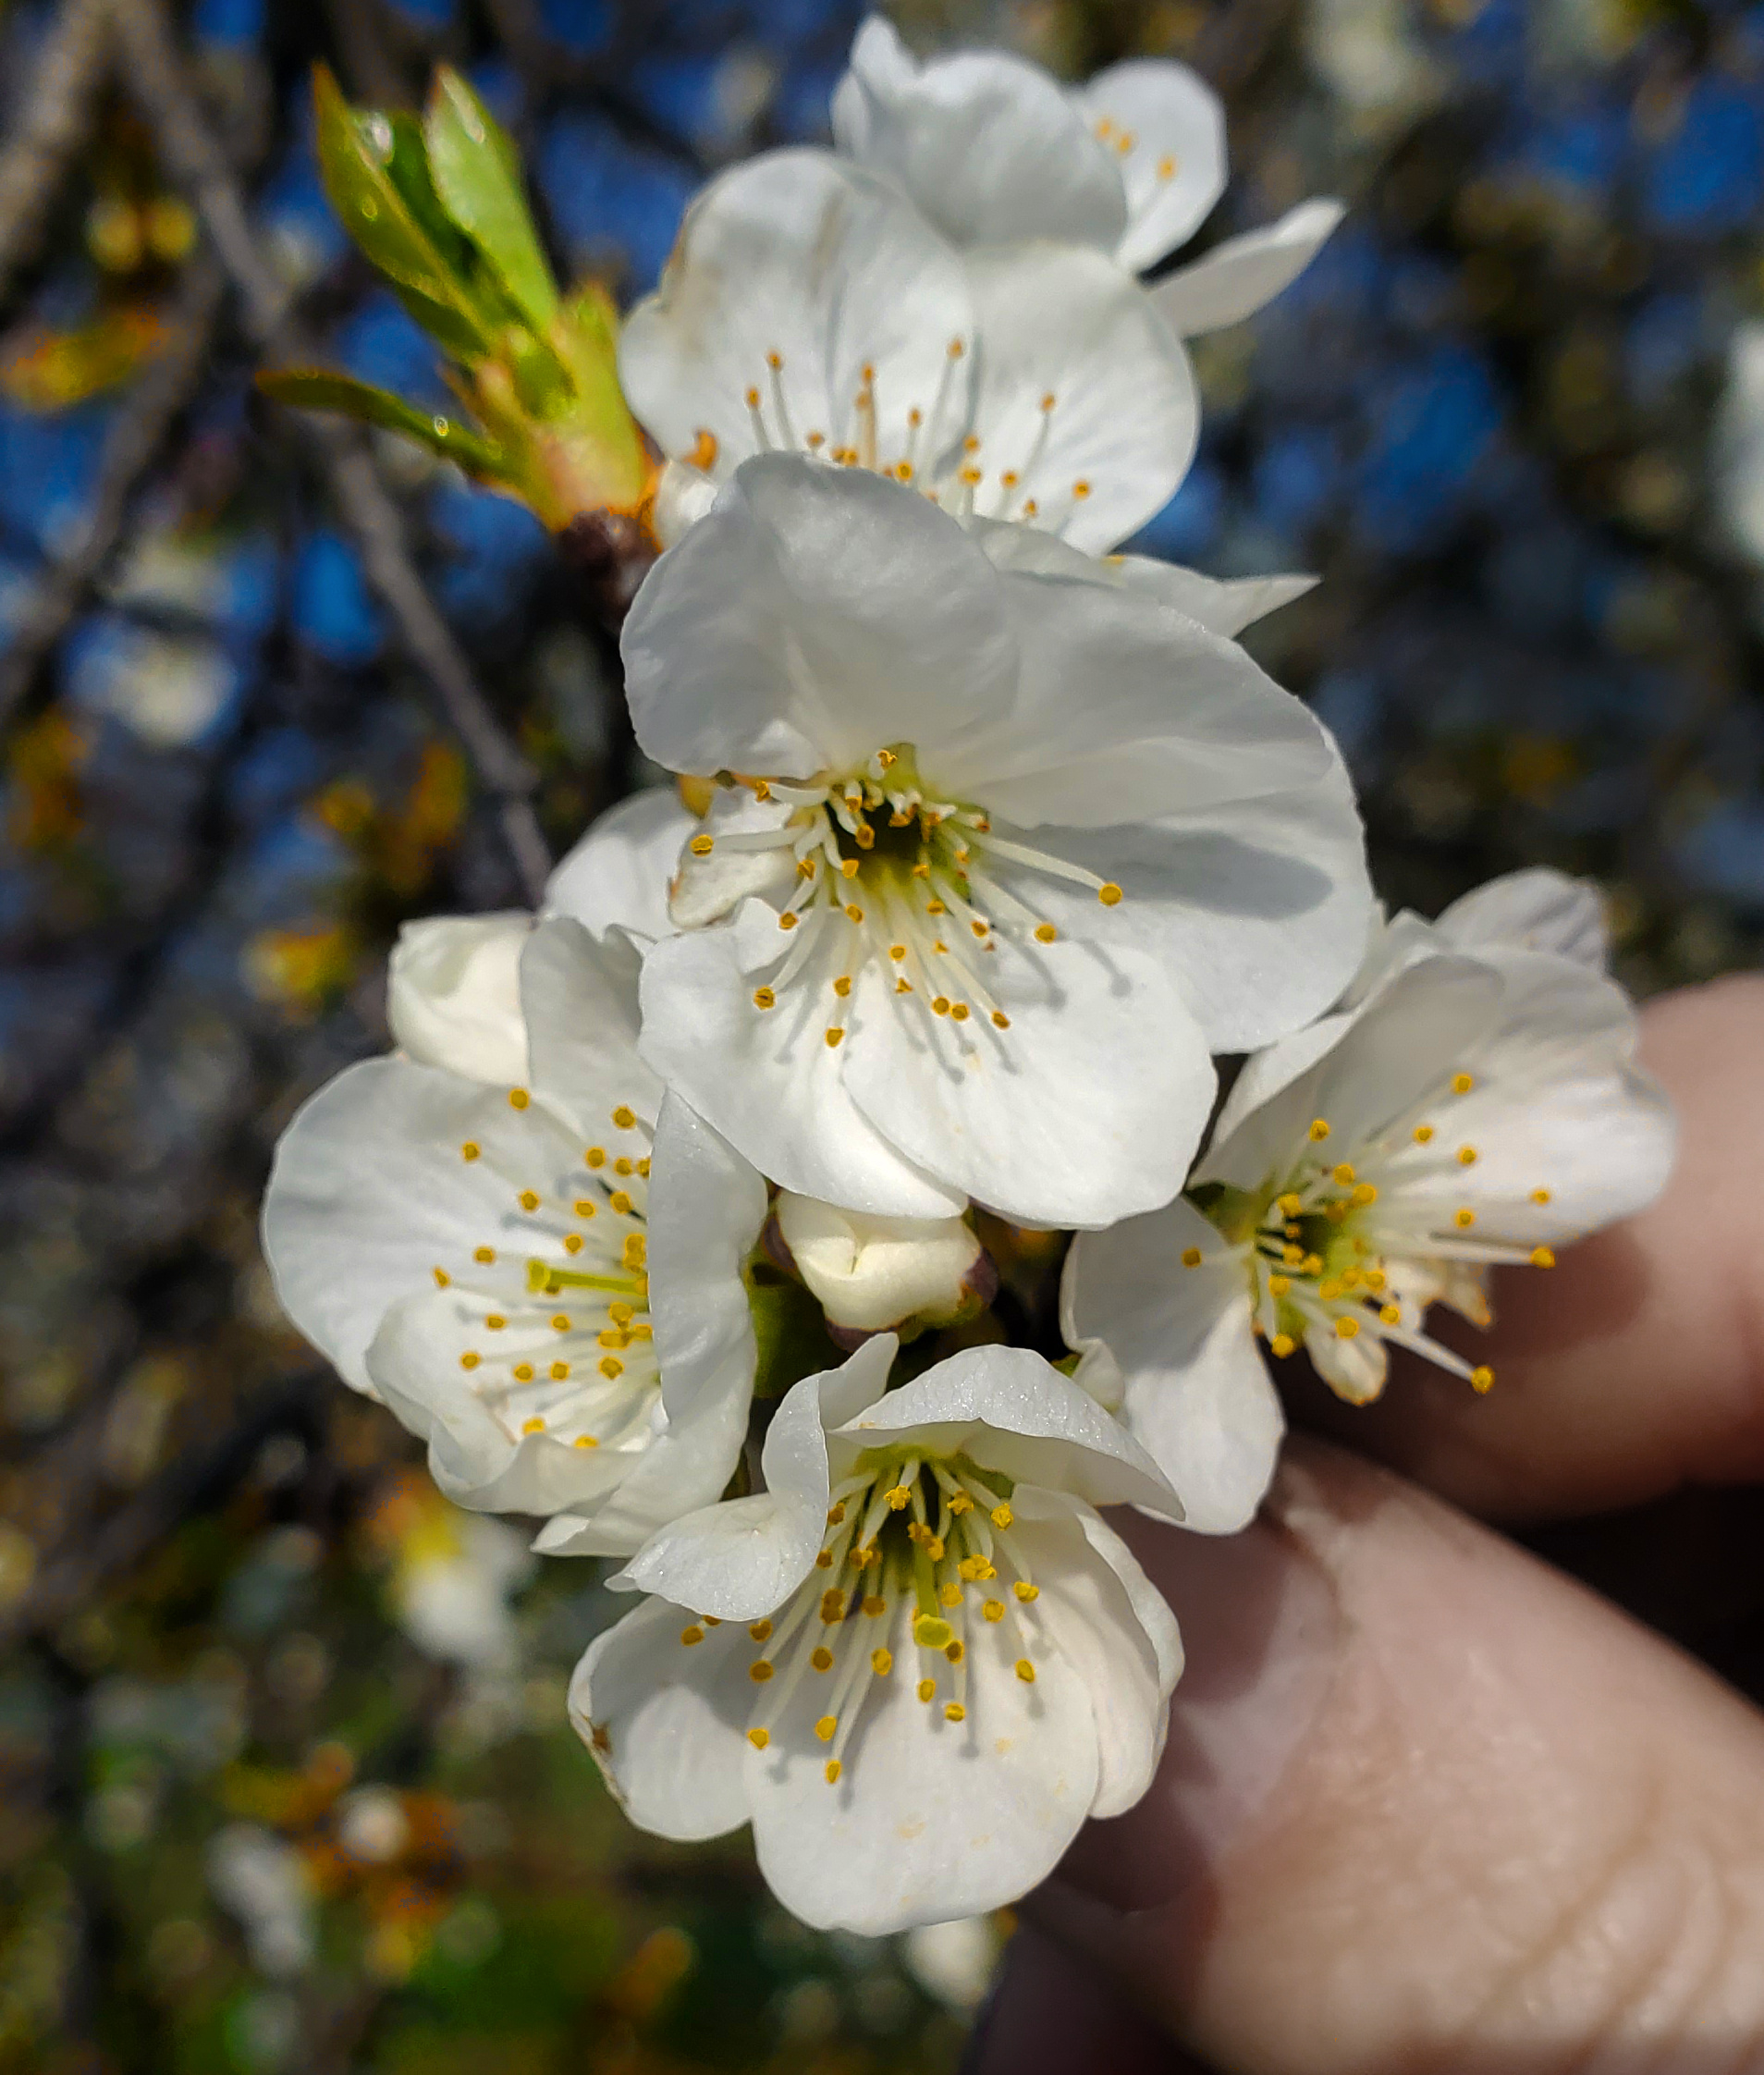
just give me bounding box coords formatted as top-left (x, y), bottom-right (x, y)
top-left (387, 913), bottom-right (533, 1086)
top-left (1064, 875), bottom-right (1674, 1529)
top-left (263, 913), bottom-right (766, 1551)
top-left (619, 146), bottom-right (1198, 555)
top-left (570, 1336), bottom-right (1183, 1934)
top-left (624, 454), bottom-right (1370, 1227)
top-left (831, 16), bottom-right (1342, 336)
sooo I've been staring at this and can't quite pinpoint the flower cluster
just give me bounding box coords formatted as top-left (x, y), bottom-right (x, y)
top-left (262, 20), bottom-right (1675, 1934)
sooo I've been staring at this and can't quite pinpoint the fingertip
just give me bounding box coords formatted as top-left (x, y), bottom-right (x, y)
top-left (964, 1923), bottom-right (1202, 2075)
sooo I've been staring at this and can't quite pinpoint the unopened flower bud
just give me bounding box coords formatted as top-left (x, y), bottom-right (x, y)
top-left (775, 1192), bottom-right (986, 1335)
top-left (386, 914), bottom-right (530, 1087)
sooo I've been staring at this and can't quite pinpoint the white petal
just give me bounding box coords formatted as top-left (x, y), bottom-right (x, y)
top-left (618, 149), bottom-right (974, 485)
top-left (1021, 739), bottom-right (1374, 1052)
top-left (942, 571), bottom-right (1332, 825)
top-left (832, 16), bottom-right (1126, 252)
top-left (622, 457), bottom-right (1018, 783)
top-left (386, 913), bottom-right (532, 1087)
top-left (969, 518), bottom-right (1317, 635)
top-left (544, 788), bottom-right (698, 945)
top-left (840, 932), bottom-right (1214, 1229)
top-left (1063, 1198), bottom-right (1282, 1533)
top-left (666, 788), bottom-right (799, 930)
top-left (828, 1343), bottom-right (1179, 1516)
top-left (638, 913), bottom-right (968, 1221)
top-left (608, 1352), bottom-right (898, 1619)
top-left (261, 1059), bottom-right (565, 1392)
top-left (776, 1192), bottom-right (981, 1333)
top-left (1008, 1490), bottom-right (1182, 1814)
top-left (744, 1583), bottom-right (1102, 1933)
top-left (650, 460), bottom-right (718, 547)
top-left (1077, 60), bottom-right (1226, 272)
top-left (1436, 867), bottom-right (1610, 969)
top-left (366, 1288), bottom-right (642, 1515)
top-left (518, 917), bottom-right (658, 1139)
top-left (1151, 198), bottom-right (1346, 336)
top-left (960, 245), bottom-right (1196, 552)
top-left (569, 1599), bottom-right (752, 1840)
top-left (545, 1094), bottom-right (766, 1556)
top-left (1305, 1314), bottom-right (1390, 1404)
top-left (1199, 955), bottom-right (1504, 1192)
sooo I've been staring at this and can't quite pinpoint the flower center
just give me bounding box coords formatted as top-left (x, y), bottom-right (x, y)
top-left (440, 1091), bottom-right (658, 1448)
top-left (674, 1453), bottom-right (1046, 1786)
top-left (1195, 1068), bottom-right (1558, 1394)
top-left (696, 744), bottom-right (1121, 1048)
top-left (713, 343), bottom-right (1098, 534)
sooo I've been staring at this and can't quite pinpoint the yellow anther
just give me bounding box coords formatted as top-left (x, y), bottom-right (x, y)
top-left (433, 1267), bottom-right (450, 1288)
top-left (572, 1434), bottom-right (597, 1449)
top-left (460, 1140), bottom-right (480, 1161)
top-left (1471, 1365), bottom-right (1495, 1394)
top-left (485, 1314), bottom-right (507, 1331)
top-left (983, 1599), bottom-right (1005, 1622)
top-left (1039, 390), bottom-right (1056, 411)
top-left (886, 1485), bottom-right (911, 1510)
top-left (1530, 1246), bottom-right (1556, 1269)
top-left (1332, 1163), bottom-right (1356, 1186)
top-left (1531, 1186), bottom-right (1553, 1205)
top-left (1455, 1207), bottom-right (1476, 1229)
top-left (563, 1234), bottom-right (583, 1257)
top-left (459, 1351), bottom-right (480, 1369)
top-left (680, 1625), bottom-right (704, 1647)
top-left (1353, 1183), bottom-right (1378, 1207)
top-left (1335, 1317), bottom-right (1360, 1340)
top-left (991, 1011), bottom-right (1011, 1028)
top-left (813, 1713), bottom-right (838, 1745)
top-left (913, 1616), bottom-right (953, 1651)
top-left (1158, 153), bottom-right (1176, 178)
top-left (826, 1503), bottom-right (846, 1527)
top-left (747, 1726), bottom-right (769, 1750)
top-left (1012, 1582), bottom-right (1038, 1603)
top-left (689, 832), bottom-right (714, 857)
top-left (748, 1660), bottom-right (773, 1683)
top-left (609, 1191), bottom-right (633, 1215)
top-left (749, 1619), bottom-right (772, 1642)
top-left (611, 1106), bottom-right (637, 1131)
top-left (824, 1760), bottom-right (841, 1784)
top-left (815, 1550), bottom-right (834, 1570)
top-left (1271, 1332), bottom-right (1296, 1358)
top-left (917, 1678), bottom-right (936, 1702)
top-left (1380, 1303), bottom-right (1402, 1326)
top-left (586, 1147), bottom-right (606, 1167)
top-left (872, 1648), bottom-right (892, 1676)
top-left (1034, 923), bottom-right (1057, 943)
top-left (1452, 1072), bottom-right (1475, 1095)
top-left (574, 1200), bottom-right (595, 1218)
top-left (1015, 1659), bottom-right (1035, 1683)
top-left (950, 1002), bottom-right (972, 1022)
top-left (863, 1594), bottom-right (887, 1617)
top-left (473, 1246), bottom-right (495, 1264)
top-left (508, 1087), bottom-right (530, 1111)
top-left (1308, 1118), bottom-right (1330, 1142)
top-left (821, 1588), bottom-right (845, 1621)
top-left (944, 1702), bottom-right (966, 1723)
top-left (932, 996), bottom-right (950, 1015)
top-left (811, 1648), bottom-right (834, 1672)
top-left (990, 1504), bottom-right (1012, 1529)
top-left (599, 1357), bottom-right (623, 1380)
top-left (744, 386), bottom-right (760, 408)
top-left (832, 976), bottom-right (852, 1000)
top-left (515, 1367), bottom-right (535, 1385)
top-left (938, 1580), bottom-right (961, 1607)
top-left (1073, 481), bottom-right (1094, 501)
top-left (1182, 1246), bottom-right (1203, 1268)
top-left (1414, 1124), bottom-right (1435, 1144)
top-left (550, 1361), bottom-right (570, 1381)
top-left (1268, 1273), bottom-right (1291, 1296)
top-left (1457, 1146), bottom-right (1478, 1167)
top-left (947, 1492), bottom-right (973, 1516)
top-left (1097, 879), bottom-right (1121, 904)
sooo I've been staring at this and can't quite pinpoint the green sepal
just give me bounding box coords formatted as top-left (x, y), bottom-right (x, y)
top-left (311, 66), bottom-right (494, 362)
top-left (256, 369), bottom-right (506, 477)
top-left (746, 1271), bottom-right (842, 1402)
top-left (424, 68), bottom-right (560, 335)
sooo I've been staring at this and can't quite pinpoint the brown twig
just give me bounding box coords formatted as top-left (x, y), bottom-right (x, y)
top-left (0, 0), bottom-right (115, 306)
top-left (103, 0), bottom-right (553, 904)
top-left (0, 251), bottom-right (227, 730)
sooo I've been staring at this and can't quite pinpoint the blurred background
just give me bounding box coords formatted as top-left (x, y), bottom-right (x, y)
top-left (0, 0), bottom-right (1762, 2067)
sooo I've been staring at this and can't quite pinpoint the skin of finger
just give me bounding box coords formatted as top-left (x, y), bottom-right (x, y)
top-left (1288, 974), bottom-right (1764, 1523)
top-left (963, 1924), bottom-right (1205, 2075)
top-left (1023, 1439), bottom-right (1764, 2075)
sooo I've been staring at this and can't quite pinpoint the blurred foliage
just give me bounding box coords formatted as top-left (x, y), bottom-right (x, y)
top-left (0, 0), bottom-right (1761, 2068)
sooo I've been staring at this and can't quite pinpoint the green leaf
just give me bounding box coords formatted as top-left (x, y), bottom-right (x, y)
top-left (256, 369), bottom-right (506, 476)
top-left (425, 68), bottom-right (559, 334)
top-left (311, 66), bottom-right (496, 362)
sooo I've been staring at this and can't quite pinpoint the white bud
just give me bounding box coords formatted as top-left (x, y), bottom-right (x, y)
top-left (386, 913), bottom-right (531, 1087)
top-left (775, 1191), bottom-right (983, 1334)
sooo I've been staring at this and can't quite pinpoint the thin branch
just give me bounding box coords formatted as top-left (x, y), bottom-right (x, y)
top-left (0, 0), bottom-right (115, 306)
top-left (103, 0), bottom-right (552, 903)
top-left (0, 251), bottom-right (227, 730)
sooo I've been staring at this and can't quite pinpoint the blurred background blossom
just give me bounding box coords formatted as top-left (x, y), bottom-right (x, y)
top-left (0, 0), bottom-right (1761, 2068)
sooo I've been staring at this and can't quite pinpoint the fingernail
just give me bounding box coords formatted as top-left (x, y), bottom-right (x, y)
top-left (1052, 1455), bottom-right (1344, 1914)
